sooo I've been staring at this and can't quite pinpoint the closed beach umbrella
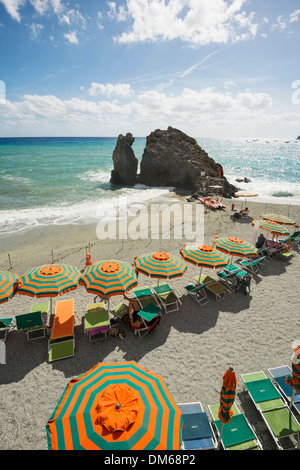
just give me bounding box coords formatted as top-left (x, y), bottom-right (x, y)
top-left (251, 220), bottom-right (290, 236)
top-left (134, 252), bottom-right (187, 283)
top-left (218, 367), bottom-right (237, 448)
top-left (286, 342), bottom-right (300, 410)
top-left (0, 269), bottom-right (19, 304)
top-left (46, 361), bottom-right (182, 450)
top-left (179, 244), bottom-right (230, 282)
top-left (16, 264), bottom-right (81, 315)
top-left (80, 260), bottom-right (138, 308)
top-left (261, 213), bottom-right (295, 226)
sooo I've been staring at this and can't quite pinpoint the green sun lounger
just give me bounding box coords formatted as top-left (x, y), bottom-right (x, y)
top-left (84, 304), bottom-right (110, 341)
top-left (184, 283), bottom-right (209, 306)
top-left (111, 302), bottom-right (129, 320)
top-left (15, 311), bottom-right (46, 340)
top-left (195, 275), bottom-right (226, 301)
top-left (242, 371), bottom-right (300, 450)
top-left (31, 301), bottom-right (50, 327)
top-left (152, 282), bottom-right (181, 313)
top-left (49, 339), bottom-right (74, 362)
top-left (131, 303), bottom-right (161, 338)
top-left (0, 317), bottom-right (14, 342)
top-left (208, 403), bottom-right (261, 450)
top-left (133, 286), bottom-right (160, 309)
top-left (239, 256), bottom-right (265, 274)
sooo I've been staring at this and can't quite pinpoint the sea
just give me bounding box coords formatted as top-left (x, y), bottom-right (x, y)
top-left (0, 136), bottom-right (299, 236)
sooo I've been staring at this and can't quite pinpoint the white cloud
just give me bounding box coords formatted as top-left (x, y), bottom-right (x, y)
top-left (289, 9), bottom-right (300, 23)
top-left (112, 0), bottom-right (258, 45)
top-left (0, 0), bottom-right (25, 22)
top-left (64, 31), bottom-right (78, 44)
top-left (88, 82), bottom-right (134, 98)
top-left (29, 22), bottom-right (44, 39)
top-left (107, 1), bottom-right (128, 22)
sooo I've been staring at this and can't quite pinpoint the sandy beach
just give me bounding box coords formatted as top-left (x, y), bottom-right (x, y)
top-left (0, 194), bottom-right (299, 451)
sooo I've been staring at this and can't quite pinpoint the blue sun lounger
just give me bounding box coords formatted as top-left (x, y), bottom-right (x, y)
top-left (268, 365), bottom-right (300, 415)
top-left (178, 402), bottom-right (217, 450)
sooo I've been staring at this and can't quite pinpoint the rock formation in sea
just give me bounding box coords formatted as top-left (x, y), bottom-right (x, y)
top-left (110, 133), bottom-right (138, 185)
top-left (138, 127), bottom-right (237, 198)
top-left (110, 126), bottom-right (237, 197)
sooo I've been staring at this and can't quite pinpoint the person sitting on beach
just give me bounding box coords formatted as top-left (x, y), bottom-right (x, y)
top-left (233, 210), bottom-right (241, 219)
top-left (256, 234), bottom-right (266, 248)
top-left (123, 294), bottom-right (143, 328)
top-left (239, 207), bottom-right (249, 216)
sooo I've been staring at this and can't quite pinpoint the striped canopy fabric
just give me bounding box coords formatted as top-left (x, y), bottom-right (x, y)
top-left (286, 346), bottom-right (300, 394)
top-left (179, 244), bottom-right (230, 270)
top-left (213, 237), bottom-right (259, 258)
top-left (251, 220), bottom-right (290, 236)
top-left (80, 260), bottom-right (138, 298)
top-left (16, 264), bottom-right (81, 298)
top-left (0, 269), bottom-right (19, 304)
top-left (261, 213), bottom-right (295, 226)
top-left (218, 368), bottom-right (237, 424)
top-left (46, 361), bottom-right (182, 450)
top-left (134, 252), bottom-right (187, 279)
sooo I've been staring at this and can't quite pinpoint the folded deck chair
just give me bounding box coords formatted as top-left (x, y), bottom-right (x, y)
top-left (31, 301), bottom-right (50, 328)
top-left (133, 286), bottom-right (160, 309)
top-left (241, 370), bottom-right (300, 450)
top-left (152, 282), bottom-right (181, 313)
top-left (0, 317), bottom-right (14, 342)
top-left (268, 365), bottom-right (300, 415)
top-left (48, 299), bottom-right (75, 362)
top-left (178, 402), bottom-right (217, 450)
top-left (194, 275), bottom-right (226, 302)
top-left (208, 402), bottom-right (262, 450)
top-left (15, 310), bottom-right (46, 340)
top-left (84, 303), bottom-right (110, 342)
top-left (184, 283), bottom-right (209, 306)
top-left (239, 256), bottom-right (265, 274)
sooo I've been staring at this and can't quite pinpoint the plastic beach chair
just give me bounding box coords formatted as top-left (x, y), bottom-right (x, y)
top-left (268, 365), bottom-right (300, 415)
top-left (133, 286), bottom-right (160, 309)
top-left (0, 317), bottom-right (14, 342)
top-left (31, 300), bottom-right (50, 327)
top-left (130, 303), bottom-right (161, 338)
top-left (184, 283), bottom-right (209, 306)
top-left (195, 275), bottom-right (226, 302)
top-left (15, 310), bottom-right (46, 340)
top-left (48, 298), bottom-right (75, 361)
top-left (239, 256), bottom-right (265, 274)
top-left (111, 302), bottom-right (129, 320)
top-left (84, 303), bottom-right (110, 342)
top-left (241, 370), bottom-right (300, 450)
top-left (208, 402), bottom-right (262, 450)
top-left (178, 402), bottom-right (217, 450)
top-left (152, 282), bottom-right (181, 313)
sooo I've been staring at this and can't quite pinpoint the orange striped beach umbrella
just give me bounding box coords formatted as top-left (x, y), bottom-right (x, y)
top-left (179, 244), bottom-right (230, 281)
top-left (261, 213), bottom-right (295, 226)
top-left (16, 264), bottom-right (81, 315)
top-left (46, 361), bottom-right (182, 450)
top-left (0, 269), bottom-right (19, 304)
top-left (251, 219), bottom-right (290, 236)
top-left (218, 367), bottom-right (237, 448)
top-left (134, 252), bottom-right (187, 279)
top-left (286, 342), bottom-right (300, 409)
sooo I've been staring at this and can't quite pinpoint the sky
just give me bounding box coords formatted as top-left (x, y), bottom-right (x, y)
top-left (0, 0), bottom-right (300, 139)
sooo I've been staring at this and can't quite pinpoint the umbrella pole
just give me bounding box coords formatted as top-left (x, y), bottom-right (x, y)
top-left (289, 389), bottom-right (296, 410)
top-left (218, 423), bottom-right (224, 449)
top-left (198, 267), bottom-right (203, 284)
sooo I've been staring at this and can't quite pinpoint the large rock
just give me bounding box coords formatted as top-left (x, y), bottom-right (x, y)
top-left (110, 133), bottom-right (138, 185)
top-left (138, 126), bottom-right (237, 196)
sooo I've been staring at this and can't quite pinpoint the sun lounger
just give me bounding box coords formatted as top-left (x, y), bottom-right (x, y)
top-left (268, 365), bottom-right (300, 415)
top-left (279, 231), bottom-right (300, 245)
top-left (48, 298), bottom-right (75, 361)
top-left (133, 286), bottom-right (160, 309)
top-left (31, 300), bottom-right (50, 328)
top-left (184, 283), bottom-right (209, 306)
top-left (111, 301), bottom-right (161, 338)
top-left (111, 302), bottom-right (129, 321)
top-left (241, 370), bottom-right (300, 450)
top-left (84, 303), bottom-right (110, 341)
top-left (0, 317), bottom-right (14, 342)
top-left (151, 282), bottom-right (181, 313)
top-left (178, 402), bottom-right (217, 450)
top-left (194, 275), bottom-right (226, 301)
top-left (239, 256), bottom-right (265, 274)
top-left (208, 402), bottom-right (262, 450)
top-left (15, 310), bottom-right (46, 340)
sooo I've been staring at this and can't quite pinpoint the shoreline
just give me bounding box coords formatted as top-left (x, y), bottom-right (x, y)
top-left (0, 194), bottom-right (299, 450)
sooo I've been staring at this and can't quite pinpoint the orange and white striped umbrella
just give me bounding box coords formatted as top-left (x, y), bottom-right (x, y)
top-left (46, 361), bottom-right (182, 450)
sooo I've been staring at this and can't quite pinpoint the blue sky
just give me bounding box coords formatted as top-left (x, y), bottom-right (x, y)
top-left (0, 0), bottom-right (300, 138)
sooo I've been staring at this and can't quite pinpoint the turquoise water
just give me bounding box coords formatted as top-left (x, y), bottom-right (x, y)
top-left (0, 136), bottom-right (299, 234)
